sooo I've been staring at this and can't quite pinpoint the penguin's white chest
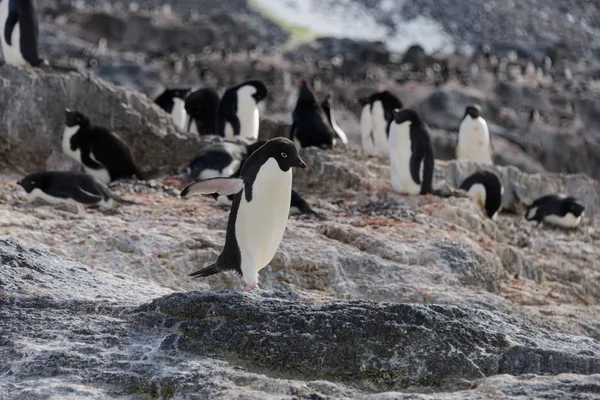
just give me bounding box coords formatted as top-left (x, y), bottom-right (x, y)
top-left (466, 183), bottom-right (487, 213)
top-left (171, 98), bottom-right (188, 131)
top-left (544, 213), bottom-right (582, 228)
top-left (235, 158), bottom-right (292, 283)
top-left (0, 0), bottom-right (26, 66)
top-left (371, 101), bottom-right (389, 155)
top-left (25, 188), bottom-right (73, 206)
top-left (62, 126), bottom-right (82, 162)
top-left (82, 164), bottom-right (111, 185)
top-left (237, 96), bottom-right (260, 139)
top-left (389, 121), bottom-right (422, 195)
top-left (457, 117), bottom-right (492, 164)
top-left (360, 104), bottom-right (375, 154)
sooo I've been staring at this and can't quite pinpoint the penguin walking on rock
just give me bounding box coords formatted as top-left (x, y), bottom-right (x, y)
top-left (459, 170), bottom-right (503, 220)
top-left (185, 87), bottom-right (220, 135)
top-left (181, 138), bottom-right (307, 290)
top-left (290, 78), bottom-right (335, 149)
top-left (321, 94), bottom-right (348, 146)
top-left (365, 91), bottom-right (403, 156)
top-left (154, 88), bottom-right (192, 132)
top-left (525, 194), bottom-right (585, 229)
top-left (217, 80), bottom-right (267, 140)
top-left (0, 0), bottom-right (44, 67)
top-left (17, 171), bottom-right (135, 214)
top-left (388, 108), bottom-right (434, 195)
top-left (62, 109), bottom-right (143, 184)
top-left (456, 105), bottom-right (493, 164)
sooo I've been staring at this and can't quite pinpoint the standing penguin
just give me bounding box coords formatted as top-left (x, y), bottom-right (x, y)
top-left (154, 88), bottom-right (191, 132)
top-left (290, 78), bottom-right (335, 149)
top-left (62, 109), bottom-right (143, 184)
top-left (459, 170), bottom-right (503, 220)
top-left (456, 105), bottom-right (493, 164)
top-left (0, 0), bottom-right (43, 67)
top-left (17, 171), bottom-right (136, 213)
top-left (367, 91), bottom-right (403, 156)
top-left (321, 94), bottom-right (348, 146)
top-left (185, 87), bottom-right (220, 135)
top-left (525, 194), bottom-right (585, 229)
top-left (388, 108), bottom-right (434, 195)
top-left (357, 96), bottom-right (375, 154)
top-left (181, 138), bottom-right (307, 290)
top-left (217, 80), bottom-right (267, 140)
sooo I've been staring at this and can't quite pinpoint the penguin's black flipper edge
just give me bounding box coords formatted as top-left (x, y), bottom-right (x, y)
top-left (4, 10), bottom-right (18, 46)
top-left (181, 177), bottom-right (244, 197)
top-left (189, 262), bottom-right (221, 278)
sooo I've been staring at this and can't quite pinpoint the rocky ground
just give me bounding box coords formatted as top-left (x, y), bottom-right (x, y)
top-left (2, 0), bottom-right (600, 398)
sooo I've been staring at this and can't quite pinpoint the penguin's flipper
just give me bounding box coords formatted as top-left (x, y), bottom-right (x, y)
top-left (18, 6), bottom-right (41, 65)
top-left (181, 177), bottom-right (244, 197)
top-left (189, 262), bottom-right (222, 278)
top-left (230, 115), bottom-right (241, 137)
top-left (4, 7), bottom-right (18, 46)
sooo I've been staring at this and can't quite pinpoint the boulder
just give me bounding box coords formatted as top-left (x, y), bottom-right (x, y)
top-left (0, 65), bottom-right (201, 173)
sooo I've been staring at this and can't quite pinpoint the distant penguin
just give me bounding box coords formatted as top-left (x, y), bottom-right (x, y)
top-left (0, 0), bottom-right (43, 67)
top-left (320, 94), bottom-right (348, 146)
top-left (290, 78), bottom-right (335, 149)
top-left (154, 88), bottom-right (191, 131)
top-left (181, 138), bottom-right (307, 290)
top-left (525, 194), bottom-right (585, 228)
top-left (456, 105), bottom-right (493, 165)
top-left (459, 170), bottom-right (503, 220)
top-left (388, 108), bottom-right (434, 195)
top-left (217, 80), bottom-right (267, 140)
top-left (17, 171), bottom-right (135, 212)
top-left (357, 96), bottom-right (375, 154)
top-left (366, 91), bottom-right (403, 156)
top-left (185, 87), bottom-right (220, 135)
top-left (62, 109), bottom-right (143, 184)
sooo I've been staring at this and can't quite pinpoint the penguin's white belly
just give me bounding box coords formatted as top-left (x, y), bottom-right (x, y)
top-left (0, 1), bottom-right (27, 66)
top-left (62, 126), bottom-right (82, 162)
top-left (360, 105), bottom-right (375, 154)
top-left (235, 158), bottom-right (292, 284)
top-left (544, 213), bottom-right (581, 228)
top-left (389, 121), bottom-right (421, 195)
top-left (238, 100), bottom-right (260, 139)
top-left (224, 122), bottom-right (234, 138)
top-left (26, 188), bottom-right (75, 206)
top-left (171, 98), bottom-right (188, 131)
top-left (371, 101), bottom-right (389, 156)
top-left (457, 120), bottom-right (492, 164)
top-left (83, 164), bottom-right (111, 184)
top-left (189, 119), bottom-right (198, 134)
top-left (466, 183), bottom-right (487, 211)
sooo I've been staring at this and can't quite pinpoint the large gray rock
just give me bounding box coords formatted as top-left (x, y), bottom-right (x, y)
top-left (0, 65), bottom-right (200, 173)
top-left (2, 238), bottom-right (600, 399)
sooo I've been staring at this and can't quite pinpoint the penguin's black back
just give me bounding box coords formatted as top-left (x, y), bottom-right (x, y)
top-left (19, 171), bottom-right (111, 204)
top-left (400, 113), bottom-right (434, 195)
top-left (6, 0), bottom-right (42, 66)
top-left (188, 141), bottom-right (248, 180)
top-left (460, 170), bottom-right (503, 218)
top-left (216, 86), bottom-right (238, 136)
top-left (292, 82), bottom-right (335, 149)
top-left (185, 88), bottom-right (220, 135)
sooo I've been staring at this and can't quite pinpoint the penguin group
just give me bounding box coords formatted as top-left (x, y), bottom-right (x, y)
top-left (2, 2), bottom-right (589, 291)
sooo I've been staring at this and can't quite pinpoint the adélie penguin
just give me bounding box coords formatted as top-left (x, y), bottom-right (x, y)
top-left (367, 91), bottom-right (403, 156)
top-left (0, 0), bottom-right (44, 67)
top-left (185, 87), bottom-right (220, 135)
top-left (290, 78), bottom-right (335, 149)
top-left (459, 170), bottom-right (503, 220)
top-left (321, 93), bottom-right (348, 146)
top-left (525, 194), bottom-right (585, 228)
top-left (181, 138), bottom-right (307, 290)
top-left (17, 171), bottom-right (136, 213)
top-left (456, 105), bottom-right (493, 164)
top-left (388, 108), bottom-right (434, 195)
top-left (217, 80), bottom-right (267, 140)
top-left (154, 88), bottom-right (191, 132)
top-left (357, 96), bottom-right (376, 154)
top-left (62, 109), bottom-right (144, 184)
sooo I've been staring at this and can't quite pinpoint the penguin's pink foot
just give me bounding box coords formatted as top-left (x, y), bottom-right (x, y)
top-left (244, 282), bottom-right (259, 291)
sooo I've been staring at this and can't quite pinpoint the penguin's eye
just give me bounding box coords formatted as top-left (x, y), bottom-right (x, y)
top-left (31, 181), bottom-right (35, 185)
top-left (281, 152), bottom-right (288, 158)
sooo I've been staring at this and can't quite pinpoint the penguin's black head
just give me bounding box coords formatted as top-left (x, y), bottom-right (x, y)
top-left (243, 80), bottom-right (267, 102)
top-left (465, 105), bottom-right (482, 119)
top-left (370, 91), bottom-right (403, 111)
top-left (185, 88), bottom-right (220, 116)
top-left (167, 88), bottom-right (192, 99)
top-left (562, 197), bottom-right (585, 217)
top-left (65, 109), bottom-right (90, 128)
top-left (17, 173), bottom-right (45, 193)
top-left (263, 138), bottom-right (306, 172)
top-left (393, 108), bottom-right (422, 125)
top-left (297, 78), bottom-right (316, 104)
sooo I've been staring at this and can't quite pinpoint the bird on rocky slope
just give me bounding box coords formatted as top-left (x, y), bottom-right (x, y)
top-left (0, 0), bottom-right (45, 67)
top-left (181, 138), bottom-right (307, 290)
top-left (290, 78), bottom-right (335, 149)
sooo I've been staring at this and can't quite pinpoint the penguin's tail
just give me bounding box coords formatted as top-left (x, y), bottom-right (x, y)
top-left (189, 263), bottom-right (221, 278)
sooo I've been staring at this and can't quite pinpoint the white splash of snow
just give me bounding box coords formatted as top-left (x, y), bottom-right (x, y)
top-left (253, 0), bottom-right (453, 53)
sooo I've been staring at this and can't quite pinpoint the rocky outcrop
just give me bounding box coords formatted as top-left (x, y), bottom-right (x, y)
top-left (2, 239), bottom-right (600, 399)
top-left (0, 65), bottom-right (200, 173)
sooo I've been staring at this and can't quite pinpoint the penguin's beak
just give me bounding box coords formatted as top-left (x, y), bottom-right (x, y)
top-left (16, 179), bottom-right (24, 188)
top-left (296, 158), bottom-right (307, 170)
